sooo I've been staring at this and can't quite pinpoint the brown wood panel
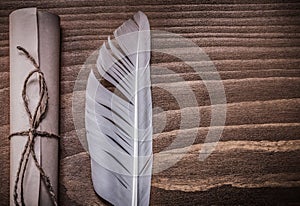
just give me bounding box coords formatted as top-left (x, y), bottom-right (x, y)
top-left (0, 1), bottom-right (300, 205)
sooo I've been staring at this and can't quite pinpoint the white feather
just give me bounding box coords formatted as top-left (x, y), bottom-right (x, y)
top-left (85, 11), bottom-right (152, 206)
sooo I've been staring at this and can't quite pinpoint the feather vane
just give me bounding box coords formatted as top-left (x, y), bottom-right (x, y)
top-left (85, 11), bottom-right (152, 206)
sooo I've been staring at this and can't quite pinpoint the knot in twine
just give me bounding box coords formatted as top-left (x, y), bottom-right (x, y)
top-left (9, 46), bottom-right (59, 206)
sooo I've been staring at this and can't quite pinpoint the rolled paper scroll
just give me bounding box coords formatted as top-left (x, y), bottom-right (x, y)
top-left (9, 8), bottom-right (60, 205)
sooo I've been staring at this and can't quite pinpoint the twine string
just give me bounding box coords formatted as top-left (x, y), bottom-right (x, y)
top-left (9, 46), bottom-right (59, 206)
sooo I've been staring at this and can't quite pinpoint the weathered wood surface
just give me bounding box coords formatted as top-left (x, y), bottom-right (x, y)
top-left (1, 1), bottom-right (300, 205)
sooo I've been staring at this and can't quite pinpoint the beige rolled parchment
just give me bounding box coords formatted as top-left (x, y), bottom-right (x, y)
top-left (10, 8), bottom-right (60, 205)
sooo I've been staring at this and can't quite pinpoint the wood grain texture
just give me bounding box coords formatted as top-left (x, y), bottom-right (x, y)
top-left (0, 0), bottom-right (300, 205)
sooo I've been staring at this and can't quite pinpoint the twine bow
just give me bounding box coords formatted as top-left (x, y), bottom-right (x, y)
top-left (9, 46), bottom-right (59, 206)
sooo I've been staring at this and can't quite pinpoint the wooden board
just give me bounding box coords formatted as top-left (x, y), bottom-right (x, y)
top-left (0, 1), bottom-right (300, 205)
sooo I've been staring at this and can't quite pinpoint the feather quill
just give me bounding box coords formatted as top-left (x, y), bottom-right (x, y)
top-left (85, 11), bottom-right (152, 206)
